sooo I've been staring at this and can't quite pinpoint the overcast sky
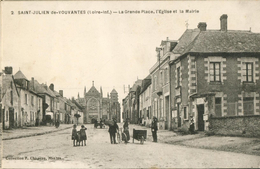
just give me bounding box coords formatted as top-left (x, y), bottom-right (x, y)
top-left (2, 1), bottom-right (260, 104)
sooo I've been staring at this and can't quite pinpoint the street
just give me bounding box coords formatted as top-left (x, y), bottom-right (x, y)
top-left (2, 124), bottom-right (260, 168)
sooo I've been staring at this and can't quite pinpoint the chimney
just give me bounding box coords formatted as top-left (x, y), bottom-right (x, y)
top-left (49, 83), bottom-right (54, 91)
top-left (220, 14), bottom-right (228, 31)
top-left (43, 84), bottom-right (48, 90)
top-left (31, 77), bottom-right (35, 91)
top-left (59, 90), bottom-right (63, 97)
top-left (197, 22), bottom-right (207, 31)
top-left (4, 67), bottom-right (13, 74)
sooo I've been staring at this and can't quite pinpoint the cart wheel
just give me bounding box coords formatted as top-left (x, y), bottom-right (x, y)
top-left (140, 136), bottom-right (144, 144)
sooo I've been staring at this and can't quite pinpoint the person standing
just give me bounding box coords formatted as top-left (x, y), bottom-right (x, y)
top-left (108, 119), bottom-right (119, 144)
top-left (71, 124), bottom-right (78, 147)
top-left (151, 117), bottom-right (158, 142)
top-left (123, 118), bottom-right (130, 142)
top-left (80, 125), bottom-right (87, 146)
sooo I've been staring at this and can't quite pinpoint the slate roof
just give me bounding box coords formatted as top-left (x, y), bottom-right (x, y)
top-left (14, 70), bottom-right (28, 80)
top-left (172, 28), bottom-right (260, 55)
top-left (34, 80), bottom-right (56, 97)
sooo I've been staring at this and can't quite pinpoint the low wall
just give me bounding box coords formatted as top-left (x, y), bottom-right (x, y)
top-left (210, 115), bottom-right (260, 137)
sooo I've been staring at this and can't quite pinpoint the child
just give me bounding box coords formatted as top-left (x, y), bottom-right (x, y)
top-left (80, 125), bottom-right (87, 146)
top-left (71, 124), bottom-right (78, 147)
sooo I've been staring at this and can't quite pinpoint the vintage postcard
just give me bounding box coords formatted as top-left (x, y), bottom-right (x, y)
top-left (1, 1), bottom-right (260, 168)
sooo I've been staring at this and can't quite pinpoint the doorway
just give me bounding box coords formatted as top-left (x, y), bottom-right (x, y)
top-left (9, 108), bottom-right (14, 128)
top-left (197, 104), bottom-right (204, 131)
top-left (165, 96), bottom-right (169, 130)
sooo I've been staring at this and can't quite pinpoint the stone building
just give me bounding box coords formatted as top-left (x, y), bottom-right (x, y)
top-left (150, 38), bottom-right (177, 130)
top-left (169, 14), bottom-right (260, 136)
top-left (77, 81), bottom-right (121, 123)
top-left (1, 67), bottom-right (20, 129)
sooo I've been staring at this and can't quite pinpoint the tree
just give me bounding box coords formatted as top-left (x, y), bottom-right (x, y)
top-left (74, 113), bottom-right (81, 125)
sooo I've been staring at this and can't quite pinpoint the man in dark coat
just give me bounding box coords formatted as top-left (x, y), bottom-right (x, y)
top-left (108, 119), bottom-right (119, 144)
top-left (151, 117), bottom-right (158, 142)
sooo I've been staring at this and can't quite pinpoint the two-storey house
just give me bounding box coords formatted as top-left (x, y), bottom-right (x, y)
top-left (169, 14), bottom-right (260, 136)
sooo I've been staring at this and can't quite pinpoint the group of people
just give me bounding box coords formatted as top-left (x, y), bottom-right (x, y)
top-left (71, 117), bottom-right (158, 146)
top-left (71, 124), bottom-right (87, 146)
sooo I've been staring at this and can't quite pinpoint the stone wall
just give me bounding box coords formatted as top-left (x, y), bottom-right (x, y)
top-left (210, 115), bottom-right (260, 137)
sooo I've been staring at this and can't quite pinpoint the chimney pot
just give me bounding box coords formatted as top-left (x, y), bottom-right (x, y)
top-left (49, 83), bottom-right (54, 91)
top-left (59, 90), bottom-right (63, 97)
top-left (31, 77), bottom-right (35, 90)
top-left (220, 14), bottom-right (228, 31)
top-left (197, 22), bottom-right (207, 31)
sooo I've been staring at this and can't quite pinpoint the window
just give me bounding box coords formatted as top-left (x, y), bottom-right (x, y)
top-left (243, 97), bottom-right (254, 115)
top-left (6, 111), bottom-right (8, 122)
top-left (215, 97), bottom-right (222, 117)
top-left (38, 99), bottom-right (41, 109)
top-left (210, 62), bottom-right (221, 82)
top-left (165, 68), bottom-right (168, 84)
top-left (31, 96), bottom-right (34, 106)
top-left (160, 98), bottom-right (163, 118)
top-left (160, 71), bottom-right (163, 85)
top-left (183, 107), bottom-right (188, 120)
top-left (154, 76), bottom-right (157, 90)
top-left (177, 67), bottom-right (180, 87)
top-left (25, 94), bottom-right (28, 104)
top-left (11, 91), bottom-right (13, 105)
top-left (243, 62), bottom-right (253, 82)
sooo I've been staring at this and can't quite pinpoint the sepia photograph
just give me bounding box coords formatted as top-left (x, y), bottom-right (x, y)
top-left (1, 1), bottom-right (260, 168)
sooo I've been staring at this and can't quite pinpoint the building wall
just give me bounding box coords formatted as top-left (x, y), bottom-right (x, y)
top-left (2, 74), bottom-right (20, 129)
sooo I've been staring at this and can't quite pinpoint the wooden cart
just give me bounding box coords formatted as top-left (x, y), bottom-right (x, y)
top-left (133, 128), bottom-right (147, 144)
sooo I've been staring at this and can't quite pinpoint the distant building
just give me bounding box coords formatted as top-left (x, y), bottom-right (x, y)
top-left (139, 75), bottom-right (152, 127)
top-left (77, 81), bottom-right (121, 123)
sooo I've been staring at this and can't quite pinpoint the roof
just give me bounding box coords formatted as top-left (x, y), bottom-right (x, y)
top-left (14, 70), bottom-right (28, 80)
top-left (172, 28), bottom-right (260, 56)
top-left (87, 86), bottom-right (100, 95)
top-left (34, 80), bottom-right (56, 97)
top-left (53, 90), bottom-right (61, 97)
top-left (130, 79), bottom-right (142, 92)
top-left (111, 89), bottom-right (118, 94)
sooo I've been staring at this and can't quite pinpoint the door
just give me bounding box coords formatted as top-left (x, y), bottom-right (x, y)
top-left (197, 104), bottom-right (204, 131)
top-left (9, 108), bottom-right (14, 128)
top-left (177, 103), bottom-right (181, 127)
top-left (165, 96), bottom-right (169, 130)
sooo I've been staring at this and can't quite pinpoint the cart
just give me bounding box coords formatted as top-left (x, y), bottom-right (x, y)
top-left (133, 128), bottom-right (147, 144)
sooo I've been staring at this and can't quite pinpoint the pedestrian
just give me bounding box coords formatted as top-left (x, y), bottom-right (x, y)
top-left (108, 119), bottom-right (119, 144)
top-left (123, 118), bottom-right (130, 142)
top-left (189, 116), bottom-right (195, 134)
top-left (151, 116), bottom-right (158, 142)
top-left (71, 124), bottom-right (78, 147)
top-left (80, 125), bottom-right (87, 146)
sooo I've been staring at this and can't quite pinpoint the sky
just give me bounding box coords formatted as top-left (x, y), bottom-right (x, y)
top-left (2, 1), bottom-right (260, 105)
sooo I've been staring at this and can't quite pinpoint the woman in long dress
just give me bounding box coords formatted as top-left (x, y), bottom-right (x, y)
top-left (123, 118), bottom-right (130, 142)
